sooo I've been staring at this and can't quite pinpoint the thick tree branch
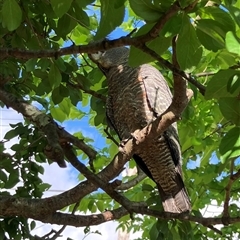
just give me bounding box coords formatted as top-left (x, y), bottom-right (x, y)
top-left (11, 205), bottom-right (240, 230)
top-left (0, 2), bottom-right (181, 60)
top-left (0, 1), bottom-right (204, 96)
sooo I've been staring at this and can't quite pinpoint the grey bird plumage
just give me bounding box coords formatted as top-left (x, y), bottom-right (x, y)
top-left (89, 47), bottom-right (191, 213)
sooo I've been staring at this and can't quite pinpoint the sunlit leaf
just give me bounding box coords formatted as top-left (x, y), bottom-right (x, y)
top-left (219, 127), bottom-right (240, 162)
top-left (226, 31), bottom-right (240, 55)
top-left (50, 107), bottom-right (67, 122)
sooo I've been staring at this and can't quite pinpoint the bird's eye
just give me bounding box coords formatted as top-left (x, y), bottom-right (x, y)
top-left (90, 51), bottom-right (103, 61)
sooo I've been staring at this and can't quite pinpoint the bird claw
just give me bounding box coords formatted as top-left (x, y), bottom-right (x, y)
top-left (131, 129), bottom-right (142, 144)
top-left (118, 138), bottom-right (130, 153)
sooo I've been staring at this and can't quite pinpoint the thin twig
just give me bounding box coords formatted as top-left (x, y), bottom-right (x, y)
top-left (68, 81), bottom-right (107, 102)
top-left (81, 53), bottom-right (95, 69)
top-left (139, 45), bottom-right (206, 95)
top-left (222, 159), bottom-right (240, 224)
top-left (41, 229), bottom-right (57, 239)
top-left (195, 72), bottom-right (216, 77)
top-left (104, 127), bottom-right (119, 146)
top-left (182, 120), bottom-right (231, 155)
top-left (117, 170), bottom-right (146, 190)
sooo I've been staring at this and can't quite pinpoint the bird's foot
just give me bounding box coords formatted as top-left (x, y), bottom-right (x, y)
top-left (118, 138), bottom-right (131, 153)
top-left (131, 129), bottom-right (144, 144)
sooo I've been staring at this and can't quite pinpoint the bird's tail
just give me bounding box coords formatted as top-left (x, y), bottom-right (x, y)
top-left (157, 174), bottom-right (191, 213)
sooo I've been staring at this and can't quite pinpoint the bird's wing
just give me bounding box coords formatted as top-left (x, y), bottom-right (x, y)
top-left (140, 64), bottom-right (182, 167)
top-left (140, 64), bottom-right (173, 117)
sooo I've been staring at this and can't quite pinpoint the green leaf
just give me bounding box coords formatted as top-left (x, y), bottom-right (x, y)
top-left (50, 0), bottom-right (73, 18)
top-left (228, 5), bottom-right (240, 28)
top-left (161, 13), bottom-right (184, 38)
top-left (38, 183), bottom-right (51, 192)
top-left (69, 87), bottom-right (82, 106)
top-left (199, 6), bottom-right (235, 33)
top-left (30, 221), bottom-right (36, 231)
top-left (72, 3), bottom-right (90, 27)
top-left (84, 226), bottom-right (90, 234)
top-left (11, 144), bottom-right (22, 151)
top-left (4, 129), bottom-right (18, 140)
top-left (129, 0), bottom-right (162, 22)
top-left (215, 50), bottom-right (237, 69)
top-left (38, 58), bottom-right (51, 72)
top-left (54, 58), bottom-right (66, 72)
top-left (56, 14), bottom-right (77, 37)
top-left (177, 15), bottom-right (202, 70)
top-left (226, 31), bottom-right (240, 55)
top-left (51, 87), bottom-right (64, 105)
top-left (59, 98), bottom-right (72, 116)
top-left (179, 0), bottom-right (194, 8)
top-left (205, 69), bottom-right (240, 99)
top-left (76, 0), bottom-right (95, 8)
top-left (196, 19), bottom-right (225, 52)
top-left (219, 97), bottom-right (240, 126)
top-left (4, 171), bottom-right (19, 189)
top-left (25, 59), bottom-right (37, 72)
top-left (2, 0), bottom-right (22, 31)
top-left (95, 0), bottom-right (125, 39)
top-left (49, 63), bottom-right (62, 88)
top-left (50, 107), bottom-right (67, 122)
top-left (76, 73), bottom-right (89, 86)
top-left (128, 23), bottom-right (171, 66)
top-left (96, 200), bottom-right (104, 212)
top-left (94, 113), bottom-right (105, 126)
top-left (219, 127), bottom-right (240, 162)
top-left (227, 74), bottom-right (240, 94)
top-left (142, 183), bottom-right (154, 191)
top-left (0, 169), bottom-right (7, 182)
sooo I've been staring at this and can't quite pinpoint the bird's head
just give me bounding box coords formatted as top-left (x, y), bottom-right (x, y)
top-left (89, 47), bottom-right (129, 74)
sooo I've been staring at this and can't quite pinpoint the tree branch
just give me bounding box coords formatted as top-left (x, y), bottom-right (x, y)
top-left (67, 81), bottom-right (107, 102)
top-left (222, 159), bottom-right (240, 224)
top-left (195, 72), bottom-right (216, 77)
top-left (117, 170), bottom-right (146, 191)
top-left (0, 87), bottom-right (97, 166)
top-left (0, 2), bottom-right (181, 60)
top-left (14, 205), bottom-right (240, 230)
top-left (63, 144), bottom-right (136, 214)
top-left (139, 45), bottom-right (206, 95)
top-left (0, 49), bottom-right (194, 217)
top-left (0, 1), bottom-right (206, 97)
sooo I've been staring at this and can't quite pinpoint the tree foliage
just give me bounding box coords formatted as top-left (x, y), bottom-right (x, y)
top-left (0, 0), bottom-right (240, 239)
